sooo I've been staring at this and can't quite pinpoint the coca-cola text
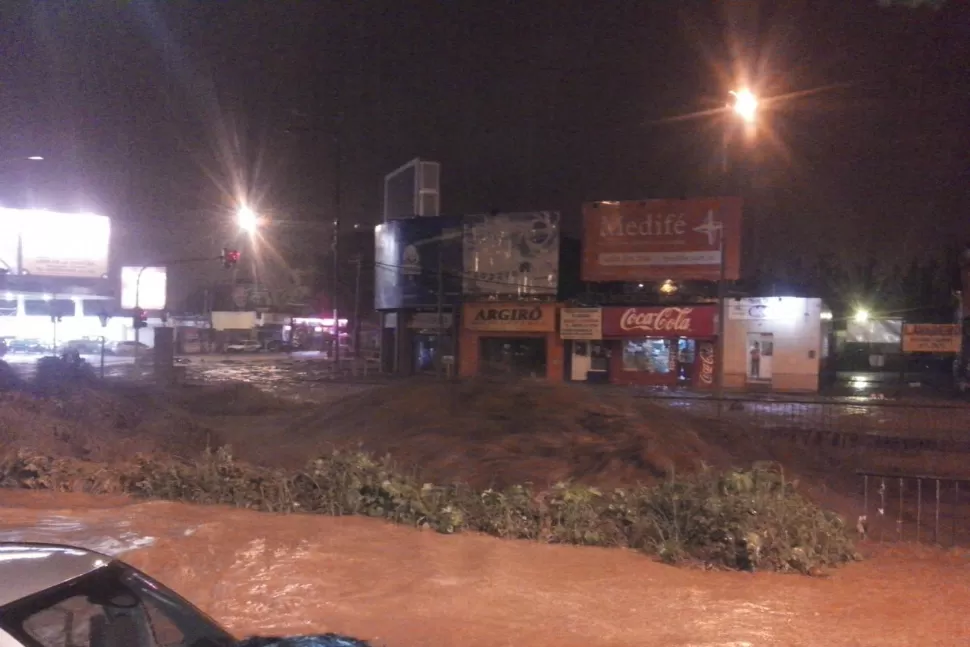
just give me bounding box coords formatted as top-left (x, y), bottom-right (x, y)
top-left (619, 307), bottom-right (694, 333)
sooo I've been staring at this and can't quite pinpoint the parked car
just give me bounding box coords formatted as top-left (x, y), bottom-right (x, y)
top-left (265, 339), bottom-right (302, 352)
top-left (0, 542), bottom-right (235, 647)
top-left (226, 340), bottom-right (262, 353)
top-left (110, 341), bottom-right (150, 356)
top-left (0, 542), bottom-right (371, 647)
top-left (7, 339), bottom-right (48, 354)
top-left (59, 339), bottom-right (103, 355)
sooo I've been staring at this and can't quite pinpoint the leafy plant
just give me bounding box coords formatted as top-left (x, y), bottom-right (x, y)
top-left (0, 448), bottom-right (860, 574)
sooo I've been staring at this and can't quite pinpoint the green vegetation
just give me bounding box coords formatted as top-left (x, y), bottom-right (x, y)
top-left (0, 448), bottom-right (859, 574)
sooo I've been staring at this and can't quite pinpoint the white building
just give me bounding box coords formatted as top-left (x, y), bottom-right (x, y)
top-left (723, 297), bottom-right (830, 392)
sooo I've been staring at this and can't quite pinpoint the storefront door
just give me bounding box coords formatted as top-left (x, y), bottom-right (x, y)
top-left (746, 332), bottom-right (774, 383)
top-left (569, 341), bottom-right (611, 382)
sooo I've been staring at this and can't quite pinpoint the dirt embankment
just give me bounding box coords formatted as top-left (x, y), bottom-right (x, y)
top-left (1, 376), bottom-right (858, 515)
top-left (0, 382), bottom-right (298, 463)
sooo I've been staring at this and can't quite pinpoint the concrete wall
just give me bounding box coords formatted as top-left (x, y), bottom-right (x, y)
top-left (724, 297), bottom-right (823, 392)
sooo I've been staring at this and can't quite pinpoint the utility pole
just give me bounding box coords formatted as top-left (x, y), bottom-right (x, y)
top-left (352, 255), bottom-right (362, 357)
top-left (332, 114), bottom-right (343, 368)
top-left (436, 250), bottom-right (445, 378)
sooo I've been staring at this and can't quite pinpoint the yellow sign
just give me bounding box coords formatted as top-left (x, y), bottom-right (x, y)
top-left (463, 303), bottom-right (556, 333)
top-left (902, 324), bottom-right (961, 354)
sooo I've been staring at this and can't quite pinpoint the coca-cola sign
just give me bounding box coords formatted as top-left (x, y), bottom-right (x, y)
top-left (602, 305), bottom-right (717, 338)
top-left (697, 341), bottom-right (715, 387)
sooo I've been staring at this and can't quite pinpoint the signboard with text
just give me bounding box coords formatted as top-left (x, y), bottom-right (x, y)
top-left (601, 306), bottom-right (718, 338)
top-left (581, 198), bottom-right (742, 282)
top-left (462, 302), bottom-right (556, 333)
top-left (409, 312), bottom-right (454, 330)
top-left (901, 324), bottom-right (961, 354)
top-left (560, 308), bottom-right (603, 340)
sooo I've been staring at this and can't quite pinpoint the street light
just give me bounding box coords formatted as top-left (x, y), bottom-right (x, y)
top-left (237, 205), bottom-right (258, 233)
top-left (26, 156), bottom-right (43, 161)
top-left (729, 89), bottom-right (758, 124)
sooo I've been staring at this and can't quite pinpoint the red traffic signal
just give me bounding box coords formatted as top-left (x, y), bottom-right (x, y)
top-left (222, 248), bottom-right (241, 269)
top-left (132, 307), bottom-right (148, 329)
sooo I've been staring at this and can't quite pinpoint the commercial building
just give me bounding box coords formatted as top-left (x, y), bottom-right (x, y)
top-left (376, 211), bottom-right (561, 376)
top-left (459, 302), bottom-right (563, 380)
top-left (563, 305), bottom-right (717, 387)
top-left (723, 297), bottom-right (828, 392)
top-left (0, 209), bottom-right (114, 349)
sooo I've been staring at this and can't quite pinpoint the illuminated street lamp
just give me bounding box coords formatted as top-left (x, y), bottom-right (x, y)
top-left (854, 309), bottom-right (870, 323)
top-left (237, 205), bottom-right (258, 233)
top-left (26, 156), bottom-right (43, 161)
top-left (729, 89), bottom-right (758, 124)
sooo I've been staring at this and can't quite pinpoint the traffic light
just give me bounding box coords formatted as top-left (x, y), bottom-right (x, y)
top-left (132, 307), bottom-right (148, 329)
top-left (222, 248), bottom-right (241, 269)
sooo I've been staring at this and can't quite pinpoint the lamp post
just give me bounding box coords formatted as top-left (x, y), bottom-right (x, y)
top-left (715, 88), bottom-right (758, 404)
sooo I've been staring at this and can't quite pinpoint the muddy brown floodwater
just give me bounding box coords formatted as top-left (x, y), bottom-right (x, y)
top-left (1, 491), bottom-right (968, 647)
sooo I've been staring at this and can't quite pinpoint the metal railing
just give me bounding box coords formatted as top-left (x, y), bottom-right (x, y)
top-left (635, 391), bottom-right (970, 444)
top-left (858, 471), bottom-right (970, 546)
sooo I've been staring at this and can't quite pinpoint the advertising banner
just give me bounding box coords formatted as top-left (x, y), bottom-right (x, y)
top-left (16, 210), bottom-right (111, 278)
top-left (409, 312), bottom-right (454, 330)
top-left (560, 308), bottom-right (603, 340)
top-left (374, 216), bottom-right (463, 309)
top-left (463, 302), bottom-right (557, 333)
top-left (601, 306), bottom-right (718, 338)
top-left (581, 198), bottom-right (742, 282)
top-left (462, 211), bottom-right (560, 297)
top-left (694, 340), bottom-right (716, 389)
top-left (121, 266), bottom-right (167, 310)
top-left (901, 324), bottom-right (961, 354)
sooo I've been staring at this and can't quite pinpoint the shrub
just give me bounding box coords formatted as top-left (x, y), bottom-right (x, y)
top-left (33, 356), bottom-right (97, 392)
top-left (0, 448), bottom-right (859, 574)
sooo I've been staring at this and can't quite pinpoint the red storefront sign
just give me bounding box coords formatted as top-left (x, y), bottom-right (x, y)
top-left (601, 306), bottom-right (717, 338)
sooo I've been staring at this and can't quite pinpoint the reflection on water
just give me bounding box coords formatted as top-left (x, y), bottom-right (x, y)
top-left (1, 492), bottom-right (967, 646)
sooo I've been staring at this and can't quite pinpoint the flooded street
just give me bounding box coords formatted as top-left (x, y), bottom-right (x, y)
top-left (1, 491), bottom-right (967, 646)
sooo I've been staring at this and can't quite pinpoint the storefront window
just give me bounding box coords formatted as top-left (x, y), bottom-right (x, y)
top-left (480, 337), bottom-right (547, 377)
top-left (622, 338), bottom-right (673, 373)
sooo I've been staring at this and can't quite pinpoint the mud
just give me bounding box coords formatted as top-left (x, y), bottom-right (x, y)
top-left (1, 491), bottom-right (967, 646)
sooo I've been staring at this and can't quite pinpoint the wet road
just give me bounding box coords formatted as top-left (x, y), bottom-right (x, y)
top-left (0, 491), bottom-right (967, 646)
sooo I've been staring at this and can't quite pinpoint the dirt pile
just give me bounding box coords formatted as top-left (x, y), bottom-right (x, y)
top-left (277, 378), bottom-right (755, 489)
top-left (0, 385), bottom-right (218, 462)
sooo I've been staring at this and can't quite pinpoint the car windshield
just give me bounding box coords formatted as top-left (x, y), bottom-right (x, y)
top-left (0, 562), bottom-right (235, 647)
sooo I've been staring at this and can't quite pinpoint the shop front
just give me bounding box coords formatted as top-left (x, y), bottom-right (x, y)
top-left (459, 302), bottom-right (563, 380)
top-left (724, 297), bottom-right (824, 392)
top-left (597, 305), bottom-right (718, 387)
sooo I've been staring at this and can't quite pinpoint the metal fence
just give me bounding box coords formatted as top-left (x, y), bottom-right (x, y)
top-left (637, 392), bottom-right (970, 448)
top-left (858, 471), bottom-right (970, 546)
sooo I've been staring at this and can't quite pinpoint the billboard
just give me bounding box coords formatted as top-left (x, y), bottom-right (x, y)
top-left (462, 211), bottom-right (560, 297)
top-left (0, 209), bottom-right (111, 278)
top-left (581, 198), bottom-right (742, 282)
top-left (121, 266), bottom-right (167, 310)
top-left (374, 216), bottom-right (463, 309)
top-left (601, 305), bottom-right (718, 338)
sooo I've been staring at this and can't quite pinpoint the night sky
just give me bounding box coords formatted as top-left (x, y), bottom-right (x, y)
top-left (1, 0), bottom-right (967, 308)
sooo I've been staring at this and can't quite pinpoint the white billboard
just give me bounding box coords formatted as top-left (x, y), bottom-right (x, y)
top-left (0, 209), bottom-right (111, 278)
top-left (121, 266), bottom-right (167, 310)
top-left (462, 211), bottom-right (560, 297)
